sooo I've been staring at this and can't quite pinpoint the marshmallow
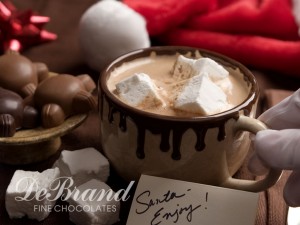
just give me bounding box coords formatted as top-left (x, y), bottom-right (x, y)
top-left (5, 168), bottom-right (60, 221)
top-left (194, 57), bottom-right (229, 81)
top-left (67, 179), bottom-right (120, 225)
top-left (172, 55), bottom-right (195, 80)
top-left (173, 56), bottom-right (229, 81)
top-left (214, 77), bottom-right (233, 95)
top-left (173, 55), bottom-right (232, 94)
top-left (53, 148), bottom-right (109, 186)
top-left (174, 73), bottom-right (231, 115)
top-left (116, 73), bottom-right (164, 108)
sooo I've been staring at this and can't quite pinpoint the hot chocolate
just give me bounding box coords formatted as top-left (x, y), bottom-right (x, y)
top-left (107, 52), bottom-right (249, 117)
top-left (99, 47), bottom-right (281, 192)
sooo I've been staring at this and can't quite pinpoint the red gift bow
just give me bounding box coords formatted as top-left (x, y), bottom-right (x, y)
top-left (0, 0), bottom-right (57, 52)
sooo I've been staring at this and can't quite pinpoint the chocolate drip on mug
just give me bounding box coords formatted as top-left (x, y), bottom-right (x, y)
top-left (160, 129), bottom-right (171, 152)
top-left (108, 104), bottom-right (118, 123)
top-left (105, 98), bottom-right (231, 160)
top-left (119, 113), bottom-right (127, 132)
top-left (194, 128), bottom-right (208, 151)
top-left (101, 95), bottom-right (127, 132)
top-left (136, 125), bottom-right (146, 159)
top-left (243, 108), bottom-right (250, 117)
top-left (99, 92), bottom-right (104, 120)
top-left (172, 128), bottom-right (187, 160)
top-left (217, 124), bottom-right (226, 141)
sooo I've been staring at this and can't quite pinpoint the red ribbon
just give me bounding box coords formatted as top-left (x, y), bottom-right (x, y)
top-left (0, 1), bottom-right (57, 52)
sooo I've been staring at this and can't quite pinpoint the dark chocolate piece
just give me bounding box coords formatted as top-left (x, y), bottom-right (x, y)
top-left (0, 88), bottom-right (39, 137)
top-left (0, 114), bottom-right (16, 137)
top-left (0, 88), bottom-right (24, 129)
top-left (23, 106), bottom-right (39, 128)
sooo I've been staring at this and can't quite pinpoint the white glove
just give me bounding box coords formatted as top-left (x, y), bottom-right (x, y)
top-left (249, 88), bottom-right (300, 206)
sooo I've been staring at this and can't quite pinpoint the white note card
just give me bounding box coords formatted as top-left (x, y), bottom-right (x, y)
top-left (127, 175), bottom-right (259, 225)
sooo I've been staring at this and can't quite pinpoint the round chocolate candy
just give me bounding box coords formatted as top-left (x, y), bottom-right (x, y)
top-left (0, 51), bottom-right (49, 97)
top-left (0, 88), bottom-right (39, 137)
top-left (34, 74), bottom-right (96, 128)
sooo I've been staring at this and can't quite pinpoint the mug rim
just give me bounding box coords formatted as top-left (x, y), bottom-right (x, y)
top-left (99, 46), bottom-right (259, 122)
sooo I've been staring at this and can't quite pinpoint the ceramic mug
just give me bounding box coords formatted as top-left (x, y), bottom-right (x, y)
top-left (99, 46), bottom-right (282, 192)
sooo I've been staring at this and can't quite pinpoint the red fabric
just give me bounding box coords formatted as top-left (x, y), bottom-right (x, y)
top-left (161, 30), bottom-right (300, 77)
top-left (124, 0), bottom-right (217, 36)
top-left (123, 0), bottom-right (300, 77)
top-left (187, 0), bottom-right (299, 40)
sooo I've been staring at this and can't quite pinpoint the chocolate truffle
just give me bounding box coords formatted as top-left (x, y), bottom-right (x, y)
top-left (34, 74), bottom-right (96, 128)
top-left (0, 88), bottom-right (39, 137)
top-left (0, 51), bottom-right (49, 97)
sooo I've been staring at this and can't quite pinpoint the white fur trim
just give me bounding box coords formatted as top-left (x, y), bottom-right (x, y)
top-left (292, 0), bottom-right (300, 36)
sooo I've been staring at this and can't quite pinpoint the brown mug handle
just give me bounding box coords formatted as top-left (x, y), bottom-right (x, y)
top-left (222, 115), bottom-right (282, 192)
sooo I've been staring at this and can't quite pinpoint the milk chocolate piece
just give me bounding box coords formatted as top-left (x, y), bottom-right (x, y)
top-left (35, 62), bottom-right (50, 83)
top-left (77, 74), bottom-right (97, 92)
top-left (0, 88), bottom-right (39, 137)
top-left (34, 74), bottom-right (96, 128)
top-left (0, 51), bottom-right (49, 97)
top-left (41, 104), bottom-right (65, 128)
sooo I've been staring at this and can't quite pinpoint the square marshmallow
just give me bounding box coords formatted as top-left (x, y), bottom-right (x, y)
top-left (5, 168), bottom-right (60, 221)
top-left (194, 57), bottom-right (233, 94)
top-left (53, 148), bottom-right (110, 187)
top-left (174, 73), bottom-right (231, 115)
top-left (115, 73), bottom-right (164, 108)
top-left (67, 179), bottom-right (120, 225)
top-left (193, 57), bottom-right (229, 81)
top-left (172, 55), bottom-right (195, 80)
top-left (173, 55), bottom-right (229, 82)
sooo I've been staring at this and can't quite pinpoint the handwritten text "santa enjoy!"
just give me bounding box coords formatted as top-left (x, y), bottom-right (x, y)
top-left (134, 189), bottom-right (208, 225)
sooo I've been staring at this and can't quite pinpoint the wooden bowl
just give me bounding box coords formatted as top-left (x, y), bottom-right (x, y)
top-left (0, 114), bottom-right (87, 165)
